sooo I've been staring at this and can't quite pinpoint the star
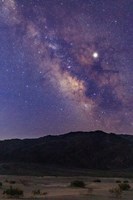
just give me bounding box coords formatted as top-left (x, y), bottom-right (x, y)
top-left (93, 52), bottom-right (99, 59)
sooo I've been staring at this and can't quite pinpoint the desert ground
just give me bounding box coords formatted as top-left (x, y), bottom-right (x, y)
top-left (0, 175), bottom-right (132, 199)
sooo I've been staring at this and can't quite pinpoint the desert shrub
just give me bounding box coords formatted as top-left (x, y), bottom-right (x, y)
top-left (9, 180), bottom-right (16, 184)
top-left (70, 180), bottom-right (85, 188)
top-left (3, 186), bottom-right (23, 197)
top-left (5, 180), bottom-right (16, 184)
top-left (93, 179), bottom-right (101, 183)
top-left (19, 179), bottom-right (28, 186)
top-left (123, 180), bottom-right (129, 183)
top-left (42, 192), bottom-right (48, 195)
top-left (33, 189), bottom-right (40, 195)
top-left (109, 186), bottom-right (122, 198)
top-left (118, 183), bottom-right (131, 191)
top-left (116, 180), bottom-right (121, 183)
top-left (32, 190), bottom-right (48, 196)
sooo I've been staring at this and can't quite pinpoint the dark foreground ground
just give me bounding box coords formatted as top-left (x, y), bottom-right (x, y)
top-left (0, 163), bottom-right (133, 199)
top-left (0, 175), bottom-right (133, 200)
top-left (1, 162), bottom-right (133, 178)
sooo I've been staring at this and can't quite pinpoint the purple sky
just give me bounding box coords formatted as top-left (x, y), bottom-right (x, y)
top-left (0, 0), bottom-right (132, 139)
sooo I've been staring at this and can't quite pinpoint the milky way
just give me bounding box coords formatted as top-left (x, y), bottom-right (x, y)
top-left (0, 0), bottom-right (132, 139)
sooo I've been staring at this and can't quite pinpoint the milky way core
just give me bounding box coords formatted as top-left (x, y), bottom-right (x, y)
top-left (0, 0), bottom-right (132, 139)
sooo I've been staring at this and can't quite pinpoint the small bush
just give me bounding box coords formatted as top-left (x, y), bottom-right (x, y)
top-left (93, 179), bottom-right (101, 183)
top-left (9, 180), bottom-right (16, 184)
top-left (116, 180), bottom-right (121, 183)
top-left (118, 183), bottom-right (131, 191)
top-left (109, 186), bottom-right (122, 198)
top-left (123, 180), bottom-right (129, 183)
top-left (32, 190), bottom-right (48, 196)
top-left (70, 180), bottom-right (85, 188)
top-left (5, 180), bottom-right (16, 184)
top-left (33, 189), bottom-right (40, 195)
top-left (3, 186), bottom-right (23, 197)
top-left (19, 179), bottom-right (28, 186)
top-left (42, 192), bottom-right (48, 195)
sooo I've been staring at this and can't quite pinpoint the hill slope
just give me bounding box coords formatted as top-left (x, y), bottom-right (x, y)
top-left (0, 130), bottom-right (133, 170)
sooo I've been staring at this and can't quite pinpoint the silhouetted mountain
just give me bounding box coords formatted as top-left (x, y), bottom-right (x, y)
top-left (0, 130), bottom-right (133, 170)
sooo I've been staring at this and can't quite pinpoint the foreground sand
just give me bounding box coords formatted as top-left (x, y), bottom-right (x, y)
top-left (0, 175), bottom-right (133, 199)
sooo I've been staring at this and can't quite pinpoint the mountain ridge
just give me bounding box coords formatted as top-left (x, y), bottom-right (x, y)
top-left (0, 130), bottom-right (133, 170)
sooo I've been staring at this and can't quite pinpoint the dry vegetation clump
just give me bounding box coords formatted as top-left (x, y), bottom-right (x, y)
top-left (3, 186), bottom-right (23, 197)
top-left (32, 189), bottom-right (41, 195)
top-left (118, 183), bottom-right (131, 191)
top-left (70, 180), bottom-right (86, 188)
top-left (109, 182), bottom-right (131, 198)
top-left (19, 179), bottom-right (29, 186)
top-left (42, 192), bottom-right (48, 195)
top-left (32, 189), bottom-right (48, 196)
top-left (9, 180), bottom-right (16, 184)
top-left (109, 186), bottom-right (122, 198)
top-left (116, 180), bottom-right (121, 183)
top-left (93, 179), bottom-right (101, 183)
top-left (0, 182), bottom-right (2, 188)
top-left (4, 179), bottom-right (16, 184)
top-left (123, 180), bottom-right (129, 183)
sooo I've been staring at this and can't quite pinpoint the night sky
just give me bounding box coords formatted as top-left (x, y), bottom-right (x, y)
top-left (0, 0), bottom-right (132, 139)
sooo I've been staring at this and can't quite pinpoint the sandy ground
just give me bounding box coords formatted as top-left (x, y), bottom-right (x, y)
top-left (0, 175), bottom-right (132, 199)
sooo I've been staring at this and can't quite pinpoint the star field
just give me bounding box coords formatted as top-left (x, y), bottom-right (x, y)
top-left (0, 0), bottom-right (132, 139)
